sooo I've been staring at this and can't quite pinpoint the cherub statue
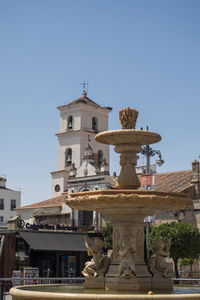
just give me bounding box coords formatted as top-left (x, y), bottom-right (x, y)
top-left (149, 238), bottom-right (173, 278)
top-left (82, 236), bottom-right (110, 279)
top-left (118, 234), bottom-right (137, 279)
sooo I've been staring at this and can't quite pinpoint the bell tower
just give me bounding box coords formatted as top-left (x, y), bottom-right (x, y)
top-left (51, 91), bottom-right (112, 198)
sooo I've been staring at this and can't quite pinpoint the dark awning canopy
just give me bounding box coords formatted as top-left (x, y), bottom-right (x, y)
top-left (19, 231), bottom-right (87, 252)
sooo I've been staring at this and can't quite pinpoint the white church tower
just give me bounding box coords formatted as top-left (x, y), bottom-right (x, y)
top-left (51, 91), bottom-right (112, 198)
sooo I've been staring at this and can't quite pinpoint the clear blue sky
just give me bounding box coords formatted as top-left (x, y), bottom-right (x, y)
top-left (0, 0), bottom-right (200, 206)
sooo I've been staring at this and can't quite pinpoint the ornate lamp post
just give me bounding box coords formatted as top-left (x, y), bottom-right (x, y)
top-left (141, 126), bottom-right (165, 174)
top-left (141, 127), bottom-right (164, 260)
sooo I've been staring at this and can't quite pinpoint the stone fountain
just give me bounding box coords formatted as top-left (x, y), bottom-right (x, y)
top-left (66, 107), bottom-right (191, 292)
top-left (10, 107), bottom-right (198, 300)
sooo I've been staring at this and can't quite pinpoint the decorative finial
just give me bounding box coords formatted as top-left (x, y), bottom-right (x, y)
top-left (119, 108), bottom-right (139, 129)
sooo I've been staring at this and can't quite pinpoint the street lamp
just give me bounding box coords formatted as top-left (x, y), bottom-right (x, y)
top-left (141, 127), bottom-right (164, 261)
top-left (141, 126), bottom-right (164, 174)
top-left (144, 216), bottom-right (154, 260)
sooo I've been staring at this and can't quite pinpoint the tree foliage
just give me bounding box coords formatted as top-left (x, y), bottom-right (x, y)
top-left (101, 220), bottom-right (113, 250)
top-left (179, 257), bottom-right (197, 266)
top-left (149, 221), bottom-right (200, 278)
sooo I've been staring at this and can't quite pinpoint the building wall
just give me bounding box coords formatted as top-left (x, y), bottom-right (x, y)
top-left (80, 132), bottom-right (109, 169)
top-left (16, 208), bottom-right (35, 225)
top-left (80, 106), bottom-right (109, 132)
top-left (56, 108), bottom-right (109, 171)
top-left (59, 106), bottom-right (81, 132)
top-left (0, 188), bottom-right (21, 228)
top-left (51, 95), bottom-right (111, 198)
top-left (57, 134), bottom-right (81, 170)
top-left (58, 104), bottom-right (109, 133)
top-left (51, 171), bottom-right (69, 198)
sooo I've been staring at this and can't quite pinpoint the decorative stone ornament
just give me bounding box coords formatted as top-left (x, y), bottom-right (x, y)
top-left (118, 229), bottom-right (137, 279)
top-left (119, 107), bottom-right (139, 129)
top-left (82, 236), bottom-right (111, 289)
top-left (82, 236), bottom-right (110, 278)
top-left (149, 238), bottom-right (173, 278)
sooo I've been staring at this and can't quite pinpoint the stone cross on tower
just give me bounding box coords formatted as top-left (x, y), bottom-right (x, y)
top-left (81, 80), bottom-right (89, 92)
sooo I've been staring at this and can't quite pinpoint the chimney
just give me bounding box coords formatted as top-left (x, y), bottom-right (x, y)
top-left (0, 177), bottom-right (6, 188)
top-left (191, 160), bottom-right (200, 183)
top-left (191, 159), bottom-right (200, 198)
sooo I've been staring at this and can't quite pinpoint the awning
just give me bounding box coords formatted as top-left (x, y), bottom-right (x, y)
top-left (19, 231), bottom-right (87, 252)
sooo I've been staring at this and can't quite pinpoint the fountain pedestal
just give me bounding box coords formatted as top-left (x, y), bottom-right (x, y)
top-left (105, 215), bottom-right (152, 291)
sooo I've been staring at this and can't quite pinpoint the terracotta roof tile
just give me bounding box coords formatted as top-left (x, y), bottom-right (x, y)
top-left (154, 170), bottom-right (193, 193)
top-left (16, 194), bottom-right (66, 210)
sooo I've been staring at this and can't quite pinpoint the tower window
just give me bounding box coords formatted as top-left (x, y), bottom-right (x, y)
top-left (92, 117), bottom-right (98, 131)
top-left (54, 184), bottom-right (61, 192)
top-left (67, 116), bottom-right (73, 129)
top-left (98, 150), bottom-right (104, 167)
top-left (65, 148), bottom-right (72, 166)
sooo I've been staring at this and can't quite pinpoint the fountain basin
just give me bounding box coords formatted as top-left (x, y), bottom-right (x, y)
top-left (9, 284), bottom-right (200, 300)
top-left (66, 189), bottom-right (191, 217)
top-left (95, 130), bottom-right (161, 146)
top-left (66, 189), bottom-right (192, 292)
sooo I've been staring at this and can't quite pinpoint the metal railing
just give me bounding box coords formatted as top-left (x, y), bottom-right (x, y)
top-left (172, 277), bottom-right (200, 285)
top-left (1, 277), bottom-right (200, 300)
top-left (0, 277), bottom-right (85, 300)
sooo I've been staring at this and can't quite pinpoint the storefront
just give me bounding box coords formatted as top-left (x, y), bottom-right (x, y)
top-left (0, 230), bottom-right (88, 278)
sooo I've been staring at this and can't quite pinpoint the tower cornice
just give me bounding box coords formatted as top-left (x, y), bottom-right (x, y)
top-left (55, 129), bottom-right (97, 137)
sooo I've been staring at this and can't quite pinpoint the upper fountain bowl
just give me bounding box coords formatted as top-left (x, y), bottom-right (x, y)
top-left (95, 129), bottom-right (161, 147)
top-left (96, 107), bottom-right (161, 148)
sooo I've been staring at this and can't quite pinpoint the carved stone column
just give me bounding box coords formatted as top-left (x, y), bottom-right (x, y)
top-left (115, 146), bottom-right (141, 189)
top-left (105, 215), bottom-right (152, 291)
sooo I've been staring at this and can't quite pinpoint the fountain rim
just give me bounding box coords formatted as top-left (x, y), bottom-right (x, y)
top-left (66, 189), bottom-right (192, 215)
top-left (95, 129), bottom-right (161, 146)
top-left (69, 189), bottom-right (187, 198)
top-left (9, 285), bottom-right (200, 300)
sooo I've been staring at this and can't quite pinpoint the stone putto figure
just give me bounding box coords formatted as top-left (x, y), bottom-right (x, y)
top-left (149, 238), bottom-right (173, 278)
top-left (82, 236), bottom-right (110, 279)
top-left (118, 232), bottom-right (137, 279)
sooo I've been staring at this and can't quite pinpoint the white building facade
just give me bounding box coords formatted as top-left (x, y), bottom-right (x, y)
top-left (0, 176), bottom-right (21, 228)
top-left (51, 91), bottom-right (112, 198)
top-left (14, 91), bottom-right (112, 230)
top-left (50, 91), bottom-right (112, 230)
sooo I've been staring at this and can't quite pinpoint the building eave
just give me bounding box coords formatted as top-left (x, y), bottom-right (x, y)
top-left (55, 129), bottom-right (98, 137)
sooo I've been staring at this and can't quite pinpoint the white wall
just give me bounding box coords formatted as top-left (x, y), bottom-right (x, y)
top-left (16, 208), bottom-right (35, 225)
top-left (51, 171), bottom-right (69, 198)
top-left (52, 98), bottom-right (111, 199)
top-left (0, 188), bottom-right (21, 228)
top-left (80, 132), bottom-right (109, 168)
top-left (59, 107), bottom-right (81, 132)
top-left (57, 135), bottom-right (81, 170)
